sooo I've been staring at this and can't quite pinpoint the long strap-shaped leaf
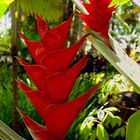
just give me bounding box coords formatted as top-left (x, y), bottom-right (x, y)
top-left (0, 120), bottom-right (25, 140)
top-left (89, 35), bottom-right (140, 92)
top-left (72, 0), bottom-right (140, 92)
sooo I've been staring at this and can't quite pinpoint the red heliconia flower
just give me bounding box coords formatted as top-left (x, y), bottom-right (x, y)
top-left (17, 84), bottom-right (99, 140)
top-left (80, 0), bottom-right (117, 47)
top-left (17, 16), bottom-right (100, 140)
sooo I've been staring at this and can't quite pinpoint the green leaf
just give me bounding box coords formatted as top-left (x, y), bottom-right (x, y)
top-left (109, 36), bottom-right (140, 92)
top-left (96, 124), bottom-right (109, 140)
top-left (112, 128), bottom-right (121, 138)
top-left (104, 115), bottom-right (112, 128)
top-left (80, 117), bottom-right (96, 140)
top-left (16, 0), bottom-right (63, 23)
top-left (104, 107), bottom-right (119, 112)
top-left (126, 110), bottom-right (140, 140)
top-left (0, 120), bottom-right (25, 140)
top-left (112, 127), bottom-right (125, 138)
top-left (89, 34), bottom-right (140, 92)
top-left (120, 127), bottom-right (125, 137)
top-left (91, 130), bottom-right (96, 140)
top-left (71, 0), bottom-right (88, 14)
top-left (0, 0), bottom-right (14, 17)
top-left (111, 116), bottom-right (122, 128)
top-left (109, 0), bottom-right (130, 7)
top-left (116, 15), bottom-right (131, 34)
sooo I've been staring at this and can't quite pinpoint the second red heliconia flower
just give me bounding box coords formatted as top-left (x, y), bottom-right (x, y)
top-left (80, 0), bottom-right (117, 47)
top-left (17, 16), bottom-right (100, 140)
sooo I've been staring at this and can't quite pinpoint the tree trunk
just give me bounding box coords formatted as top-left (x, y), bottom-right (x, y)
top-left (69, 10), bottom-right (83, 45)
top-left (63, 0), bottom-right (83, 44)
top-left (10, 2), bottom-right (22, 131)
top-left (63, 0), bottom-right (73, 21)
top-left (63, 0), bottom-right (85, 55)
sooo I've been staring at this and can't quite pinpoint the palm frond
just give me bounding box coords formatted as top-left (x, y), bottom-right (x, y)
top-left (15, 0), bottom-right (63, 23)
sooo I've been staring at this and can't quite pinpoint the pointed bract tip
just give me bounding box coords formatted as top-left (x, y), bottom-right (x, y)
top-left (87, 82), bottom-right (101, 99)
top-left (68, 16), bottom-right (73, 22)
top-left (15, 56), bottom-right (29, 66)
top-left (18, 32), bottom-right (29, 41)
top-left (36, 15), bottom-right (42, 20)
top-left (16, 79), bottom-right (32, 92)
top-left (16, 108), bottom-right (24, 118)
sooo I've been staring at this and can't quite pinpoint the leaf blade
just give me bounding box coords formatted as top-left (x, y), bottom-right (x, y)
top-left (126, 110), bottom-right (140, 140)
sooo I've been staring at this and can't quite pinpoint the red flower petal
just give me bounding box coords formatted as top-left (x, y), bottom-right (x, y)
top-left (37, 16), bottom-right (73, 55)
top-left (19, 17), bottom-right (73, 64)
top-left (17, 80), bottom-right (53, 119)
top-left (16, 57), bottom-right (48, 89)
top-left (81, 14), bottom-right (109, 38)
top-left (44, 84), bottom-right (100, 138)
top-left (89, 0), bottom-right (112, 8)
top-left (46, 16), bottom-right (73, 50)
top-left (36, 16), bottom-right (51, 38)
top-left (40, 35), bottom-right (88, 73)
top-left (39, 31), bottom-right (60, 52)
top-left (17, 108), bottom-right (60, 140)
top-left (19, 32), bottom-right (60, 64)
top-left (40, 56), bottom-right (88, 102)
top-left (19, 32), bottom-right (41, 63)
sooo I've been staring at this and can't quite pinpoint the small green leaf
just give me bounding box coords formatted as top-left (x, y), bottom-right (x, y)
top-left (104, 107), bottom-right (119, 112)
top-left (115, 116), bottom-right (122, 127)
top-left (112, 126), bottom-right (125, 138)
top-left (112, 127), bottom-right (121, 138)
top-left (120, 127), bottom-right (125, 137)
top-left (96, 124), bottom-right (109, 140)
top-left (104, 115), bottom-right (112, 128)
top-left (0, 0), bottom-right (14, 17)
top-left (90, 130), bottom-right (96, 140)
top-left (126, 110), bottom-right (140, 140)
top-left (116, 15), bottom-right (131, 34)
top-left (0, 2), bottom-right (7, 17)
top-left (111, 116), bottom-right (122, 128)
top-left (111, 118), bottom-right (117, 128)
top-left (109, 0), bottom-right (130, 7)
top-left (80, 116), bottom-right (96, 139)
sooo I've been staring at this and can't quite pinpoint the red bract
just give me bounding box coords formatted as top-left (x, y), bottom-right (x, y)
top-left (17, 16), bottom-right (100, 139)
top-left (19, 17), bottom-right (72, 64)
top-left (36, 16), bottom-right (50, 38)
top-left (80, 0), bottom-right (117, 47)
top-left (17, 109), bottom-right (59, 140)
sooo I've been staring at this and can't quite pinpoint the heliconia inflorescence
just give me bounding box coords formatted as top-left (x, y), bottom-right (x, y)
top-left (80, 0), bottom-right (118, 47)
top-left (17, 16), bottom-right (100, 140)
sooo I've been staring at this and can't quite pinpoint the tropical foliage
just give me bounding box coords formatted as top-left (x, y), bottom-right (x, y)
top-left (0, 0), bottom-right (140, 139)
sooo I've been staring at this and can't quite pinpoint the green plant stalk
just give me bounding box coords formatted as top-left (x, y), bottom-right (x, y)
top-left (71, 0), bottom-right (140, 93)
